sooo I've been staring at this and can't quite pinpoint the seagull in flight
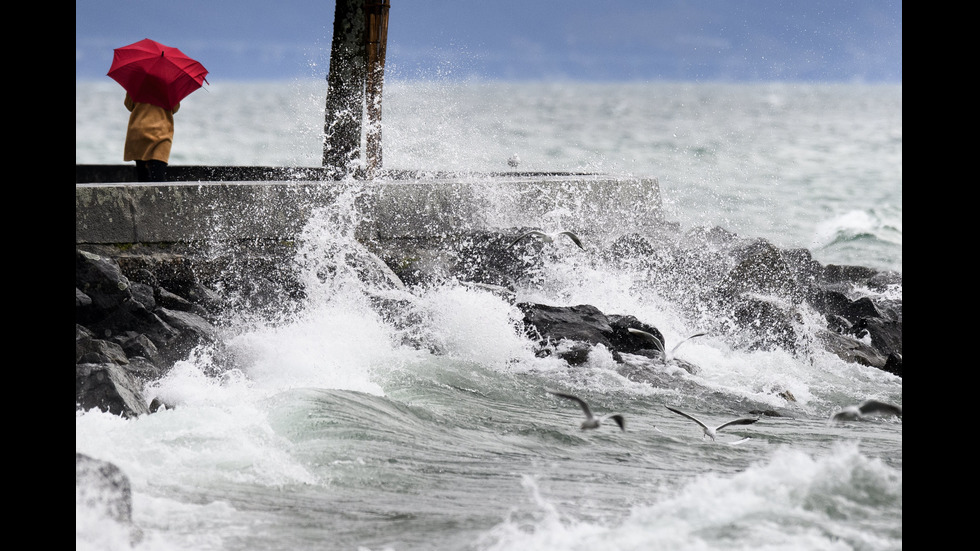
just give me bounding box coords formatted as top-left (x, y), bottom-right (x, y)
top-left (628, 328), bottom-right (706, 362)
top-left (664, 405), bottom-right (759, 441)
top-left (830, 399), bottom-right (902, 424)
top-left (510, 230), bottom-right (585, 250)
top-left (546, 388), bottom-right (625, 431)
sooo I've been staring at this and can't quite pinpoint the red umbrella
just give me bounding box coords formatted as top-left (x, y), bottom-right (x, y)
top-left (107, 38), bottom-right (209, 110)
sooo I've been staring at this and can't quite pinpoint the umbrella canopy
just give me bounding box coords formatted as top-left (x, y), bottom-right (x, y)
top-left (107, 38), bottom-right (209, 110)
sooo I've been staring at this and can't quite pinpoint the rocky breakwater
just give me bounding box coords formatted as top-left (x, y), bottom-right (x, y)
top-left (76, 223), bottom-right (901, 421)
top-left (508, 226), bottom-right (902, 396)
top-left (76, 248), bottom-right (221, 417)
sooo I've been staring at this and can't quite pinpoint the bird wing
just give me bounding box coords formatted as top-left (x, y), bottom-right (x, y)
top-left (716, 417), bottom-right (760, 431)
top-left (607, 414), bottom-right (626, 432)
top-left (669, 332), bottom-right (707, 355)
top-left (558, 231), bottom-right (585, 250)
top-left (510, 230), bottom-right (547, 248)
top-left (628, 328), bottom-right (665, 354)
top-left (665, 405), bottom-right (709, 432)
top-left (547, 389), bottom-right (594, 420)
top-left (858, 399), bottom-right (902, 418)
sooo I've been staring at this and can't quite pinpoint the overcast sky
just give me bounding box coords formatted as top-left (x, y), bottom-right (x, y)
top-left (76, 0), bottom-right (902, 83)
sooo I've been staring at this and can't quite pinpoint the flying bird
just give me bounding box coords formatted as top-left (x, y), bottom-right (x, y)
top-left (830, 399), bottom-right (902, 424)
top-left (664, 405), bottom-right (759, 441)
top-left (628, 328), bottom-right (706, 362)
top-left (546, 388), bottom-right (625, 431)
top-left (510, 230), bottom-right (585, 250)
top-left (507, 154), bottom-right (520, 168)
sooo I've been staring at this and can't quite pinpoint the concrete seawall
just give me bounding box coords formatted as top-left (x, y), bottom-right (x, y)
top-left (76, 171), bottom-right (664, 290)
top-left (76, 174), bottom-right (663, 247)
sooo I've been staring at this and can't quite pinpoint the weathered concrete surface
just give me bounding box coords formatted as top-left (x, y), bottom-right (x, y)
top-left (76, 175), bottom-right (663, 246)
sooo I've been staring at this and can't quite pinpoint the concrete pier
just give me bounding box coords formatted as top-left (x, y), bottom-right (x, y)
top-left (76, 174), bottom-right (663, 247)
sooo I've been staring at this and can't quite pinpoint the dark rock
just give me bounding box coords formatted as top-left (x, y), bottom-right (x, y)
top-left (113, 249), bottom-right (235, 314)
top-left (76, 249), bottom-right (133, 324)
top-left (76, 453), bottom-right (143, 544)
top-left (183, 280), bottom-right (225, 310)
top-left (448, 230), bottom-right (531, 288)
top-left (76, 247), bottom-right (228, 415)
top-left (518, 303), bottom-right (614, 349)
top-left (555, 341), bottom-right (594, 366)
top-left (149, 397), bottom-right (175, 412)
top-left (847, 317), bottom-right (902, 356)
top-left (92, 298), bottom-right (180, 349)
top-left (123, 253), bottom-right (198, 298)
top-left (127, 267), bottom-right (158, 287)
top-left (812, 290), bottom-right (854, 318)
top-left (877, 298), bottom-right (902, 323)
top-left (606, 314), bottom-right (668, 360)
top-left (781, 247), bottom-right (822, 282)
top-left (707, 240), bottom-right (808, 351)
top-left (124, 356), bottom-right (164, 383)
top-left (517, 302), bottom-right (617, 365)
top-left (111, 331), bottom-right (162, 367)
top-left (715, 239), bottom-right (801, 300)
top-left (842, 296), bottom-right (883, 322)
top-left (682, 225), bottom-right (740, 248)
top-left (607, 232), bottom-right (657, 258)
top-left (76, 323), bottom-right (95, 340)
top-left (867, 270), bottom-right (902, 292)
top-left (76, 337), bottom-right (129, 366)
top-left (156, 286), bottom-right (195, 311)
top-left (384, 230), bottom-right (533, 289)
top-left (882, 352), bottom-right (902, 377)
top-left (129, 281), bottom-right (156, 310)
top-left (223, 273), bottom-right (296, 315)
top-left (728, 294), bottom-right (802, 351)
top-left (76, 287), bottom-right (92, 308)
top-left (516, 303), bottom-right (701, 375)
top-left (76, 362), bottom-right (150, 418)
top-left (154, 307), bottom-right (218, 362)
top-left (820, 264), bottom-right (880, 285)
top-left (613, 356), bottom-right (704, 388)
top-left (70, 248), bottom-right (235, 416)
top-left (815, 329), bottom-right (888, 368)
top-left (825, 314), bottom-right (852, 334)
top-left (155, 307), bottom-right (217, 342)
top-left (77, 326), bottom-right (129, 365)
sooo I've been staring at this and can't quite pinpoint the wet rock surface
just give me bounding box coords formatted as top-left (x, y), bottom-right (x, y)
top-left (75, 224), bottom-right (901, 419)
top-left (75, 452), bottom-right (143, 545)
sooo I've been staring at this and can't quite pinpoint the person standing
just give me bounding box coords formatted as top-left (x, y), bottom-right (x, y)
top-left (123, 93), bottom-right (179, 182)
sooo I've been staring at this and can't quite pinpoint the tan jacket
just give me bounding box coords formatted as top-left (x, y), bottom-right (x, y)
top-left (123, 94), bottom-right (180, 162)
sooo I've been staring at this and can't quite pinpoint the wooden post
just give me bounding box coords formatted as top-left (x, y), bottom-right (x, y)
top-left (323, 0), bottom-right (390, 179)
top-left (364, 0), bottom-right (390, 177)
top-left (323, 0), bottom-right (366, 177)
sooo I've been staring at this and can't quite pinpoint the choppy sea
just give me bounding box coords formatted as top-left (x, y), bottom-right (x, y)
top-left (76, 80), bottom-right (902, 551)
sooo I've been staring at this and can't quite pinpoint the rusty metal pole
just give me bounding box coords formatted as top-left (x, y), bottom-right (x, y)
top-left (323, 0), bottom-right (367, 177)
top-left (364, 0), bottom-right (390, 177)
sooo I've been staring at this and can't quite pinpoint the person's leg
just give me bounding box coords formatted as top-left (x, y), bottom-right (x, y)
top-left (134, 160), bottom-right (151, 182)
top-left (144, 160), bottom-right (168, 182)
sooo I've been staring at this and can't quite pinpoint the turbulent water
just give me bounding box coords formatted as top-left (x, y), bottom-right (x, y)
top-left (76, 80), bottom-right (902, 551)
